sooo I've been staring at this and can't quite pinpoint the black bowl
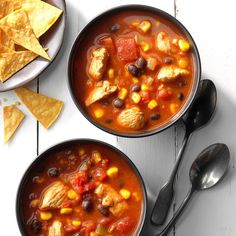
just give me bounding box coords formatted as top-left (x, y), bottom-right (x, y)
top-left (68, 4), bottom-right (201, 138)
top-left (16, 139), bottom-right (147, 236)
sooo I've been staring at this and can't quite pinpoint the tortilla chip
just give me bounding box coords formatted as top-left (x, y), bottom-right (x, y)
top-left (22, 0), bottom-right (63, 38)
top-left (3, 105), bottom-right (25, 144)
top-left (0, 45), bottom-right (14, 52)
top-left (0, 9), bottom-right (50, 60)
top-left (0, 50), bottom-right (39, 82)
top-left (15, 87), bottom-right (64, 129)
top-left (13, 0), bottom-right (41, 11)
top-left (0, 1), bottom-right (13, 19)
top-left (0, 29), bottom-right (15, 49)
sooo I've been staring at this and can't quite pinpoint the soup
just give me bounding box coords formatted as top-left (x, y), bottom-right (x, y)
top-left (71, 10), bottom-right (196, 134)
top-left (19, 142), bottom-right (144, 236)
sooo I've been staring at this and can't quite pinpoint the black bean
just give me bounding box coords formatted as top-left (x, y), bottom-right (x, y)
top-left (101, 100), bottom-right (110, 107)
top-left (163, 57), bottom-right (173, 64)
top-left (150, 113), bottom-right (161, 120)
top-left (136, 57), bottom-right (147, 70)
top-left (110, 23), bottom-right (120, 32)
top-left (48, 168), bottom-right (60, 177)
top-left (177, 93), bottom-right (184, 101)
top-left (97, 204), bottom-right (110, 217)
top-left (82, 198), bottom-right (93, 212)
top-left (131, 83), bottom-right (141, 92)
top-left (127, 64), bottom-right (140, 77)
top-left (113, 98), bottom-right (124, 108)
top-left (31, 220), bottom-right (42, 234)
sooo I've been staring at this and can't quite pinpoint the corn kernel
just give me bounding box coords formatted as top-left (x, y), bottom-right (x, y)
top-left (178, 58), bottom-right (189, 68)
top-left (107, 166), bottom-right (119, 178)
top-left (140, 41), bottom-right (150, 52)
top-left (94, 108), bottom-right (104, 119)
top-left (60, 208), bottom-right (73, 215)
top-left (30, 199), bottom-right (39, 208)
top-left (148, 99), bottom-right (158, 110)
top-left (68, 189), bottom-right (78, 200)
top-left (79, 148), bottom-right (85, 156)
top-left (141, 84), bottom-right (149, 91)
top-left (138, 20), bottom-right (152, 33)
top-left (90, 233), bottom-right (98, 236)
top-left (132, 106), bottom-right (140, 112)
top-left (40, 211), bottom-right (52, 221)
top-left (132, 77), bottom-right (139, 84)
top-left (92, 151), bottom-right (102, 164)
top-left (118, 88), bottom-right (128, 100)
top-left (120, 189), bottom-right (131, 200)
top-left (170, 103), bottom-right (179, 114)
top-left (108, 68), bottom-right (114, 79)
top-left (178, 39), bottom-right (190, 52)
top-left (131, 92), bottom-right (141, 104)
top-left (72, 220), bottom-right (81, 227)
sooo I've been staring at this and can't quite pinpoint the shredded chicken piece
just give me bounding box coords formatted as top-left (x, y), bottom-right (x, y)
top-left (85, 80), bottom-right (117, 106)
top-left (157, 65), bottom-right (190, 82)
top-left (117, 108), bottom-right (145, 130)
top-left (48, 221), bottom-right (63, 236)
top-left (39, 181), bottom-right (68, 210)
top-left (95, 184), bottom-right (128, 217)
top-left (89, 47), bottom-right (109, 80)
top-left (156, 32), bottom-right (172, 54)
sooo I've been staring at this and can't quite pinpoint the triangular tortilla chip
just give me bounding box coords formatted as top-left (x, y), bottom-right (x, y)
top-left (0, 29), bottom-right (15, 49)
top-left (0, 50), bottom-right (39, 82)
top-left (0, 1), bottom-right (13, 19)
top-left (0, 9), bottom-right (50, 60)
top-left (3, 105), bottom-right (25, 144)
top-left (15, 87), bottom-right (64, 129)
top-left (22, 0), bottom-right (63, 38)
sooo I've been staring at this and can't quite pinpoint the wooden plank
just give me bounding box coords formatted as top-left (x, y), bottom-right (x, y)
top-left (0, 81), bottom-right (37, 235)
top-left (174, 0), bottom-right (236, 235)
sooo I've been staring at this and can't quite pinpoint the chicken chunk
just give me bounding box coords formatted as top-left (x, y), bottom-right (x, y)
top-left (156, 32), bottom-right (172, 54)
top-left (89, 47), bottom-right (109, 80)
top-left (39, 181), bottom-right (68, 210)
top-left (85, 80), bottom-right (117, 106)
top-left (48, 221), bottom-right (63, 236)
top-left (157, 65), bottom-right (190, 82)
top-left (117, 108), bottom-right (145, 130)
top-left (95, 184), bottom-right (128, 217)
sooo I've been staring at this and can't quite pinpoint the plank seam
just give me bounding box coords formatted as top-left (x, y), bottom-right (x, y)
top-left (36, 78), bottom-right (39, 156)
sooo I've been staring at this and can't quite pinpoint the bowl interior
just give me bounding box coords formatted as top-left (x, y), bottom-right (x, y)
top-left (0, 0), bottom-right (66, 92)
top-left (16, 139), bottom-right (147, 236)
top-left (68, 5), bottom-right (201, 138)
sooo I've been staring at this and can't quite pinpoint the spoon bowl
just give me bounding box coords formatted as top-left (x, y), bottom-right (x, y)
top-left (190, 143), bottom-right (230, 190)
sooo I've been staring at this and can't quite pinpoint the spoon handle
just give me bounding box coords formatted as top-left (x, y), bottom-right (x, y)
top-left (151, 131), bottom-right (190, 226)
top-left (156, 187), bottom-right (195, 236)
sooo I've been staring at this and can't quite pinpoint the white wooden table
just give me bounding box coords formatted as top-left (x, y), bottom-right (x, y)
top-left (1, 0), bottom-right (235, 235)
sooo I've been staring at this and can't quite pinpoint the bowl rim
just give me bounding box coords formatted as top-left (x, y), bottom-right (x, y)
top-left (67, 4), bottom-right (201, 138)
top-left (15, 138), bottom-right (147, 236)
top-left (0, 0), bottom-right (67, 93)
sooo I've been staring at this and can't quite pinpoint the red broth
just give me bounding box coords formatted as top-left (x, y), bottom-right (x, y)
top-left (21, 143), bottom-right (144, 236)
top-left (71, 10), bottom-right (196, 134)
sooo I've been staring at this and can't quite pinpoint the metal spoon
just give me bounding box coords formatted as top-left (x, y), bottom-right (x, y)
top-left (151, 79), bottom-right (217, 225)
top-left (157, 143), bottom-right (230, 236)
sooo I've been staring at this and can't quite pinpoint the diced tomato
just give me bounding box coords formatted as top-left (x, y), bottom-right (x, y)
top-left (91, 167), bottom-right (107, 181)
top-left (83, 182), bottom-right (96, 192)
top-left (70, 171), bottom-right (90, 194)
top-left (82, 220), bottom-right (96, 232)
top-left (97, 36), bottom-right (115, 54)
top-left (109, 216), bottom-right (134, 233)
top-left (99, 218), bottom-right (112, 227)
top-left (100, 158), bottom-right (110, 168)
top-left (64, 225), bottom-right (80, 233)
top-left (140, 91), bottom-right (150, 104)
top-left (158, 89), bottom-right (172, 100)
top-left (115, 37), bottom-right (138, 62)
